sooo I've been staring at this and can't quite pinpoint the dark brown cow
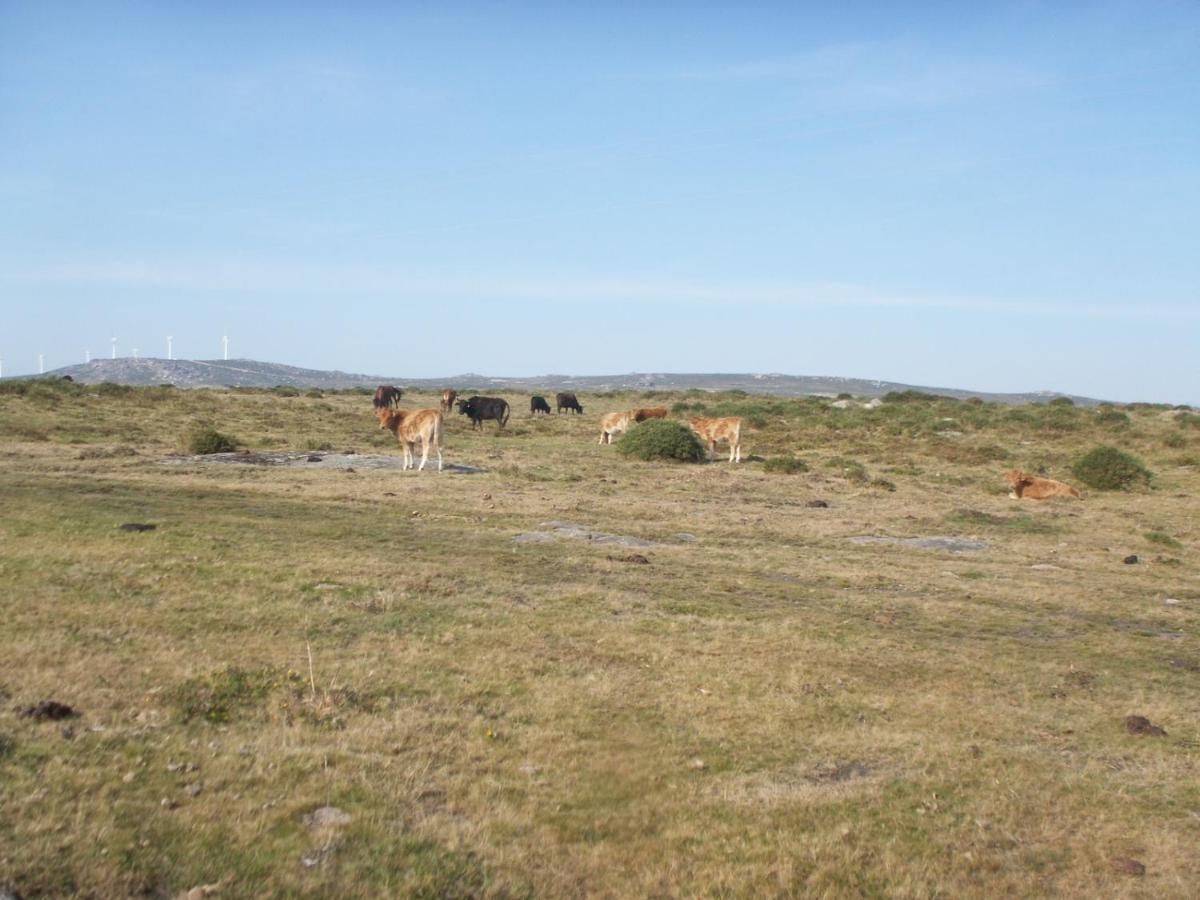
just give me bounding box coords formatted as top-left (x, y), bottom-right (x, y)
top-left (373, 385), bottom-right (403, 410)
top-left (632, 407), bottom-right (667, 422)
top-left (441, 389), bottom-right (458, 413)
top-left (556, 392), bottom-right (583, 414)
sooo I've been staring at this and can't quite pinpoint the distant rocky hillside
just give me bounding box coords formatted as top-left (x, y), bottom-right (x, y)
top-left (35, 358), bottom-right (398, 389)
top-left (23, 358), bottom-right (1108, 405)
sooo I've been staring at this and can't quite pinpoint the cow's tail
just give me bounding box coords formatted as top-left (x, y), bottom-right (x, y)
top-left (501, 401), bottom-right (510, 427)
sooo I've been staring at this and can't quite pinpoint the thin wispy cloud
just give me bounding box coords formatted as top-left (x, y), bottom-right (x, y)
top-left (7, 259), bottom-right (1194, 321)
top-left (658, 41), bottom-right (1048, 108)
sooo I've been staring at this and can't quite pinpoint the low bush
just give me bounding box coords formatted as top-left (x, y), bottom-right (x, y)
top-left (187, 426), bottom-right (239, 455)
top-left (1145, 531), bottom-right (1182, 549)
top-left (1096, 409), bottom-right (1130, 427)
top-left (762, 455), bottom-right (809, 474)
top-left (616, 420), bottom-right (705, 463)
top-left (1071, 446), bottom-right (1152, 491)
top-left (826, 456), bottom-right (869, 484)
top-left (1048, 396), bottom-right (1075, 406)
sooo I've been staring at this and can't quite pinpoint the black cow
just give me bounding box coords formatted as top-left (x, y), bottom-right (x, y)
top-left (457, 395), bottom-right (510, 430)
top-left (556, 391), bottom-right (583, 414)
top-left (373, 385), bottom-right (403, 409)
top-left (530, 395), bottom-right (551, 416)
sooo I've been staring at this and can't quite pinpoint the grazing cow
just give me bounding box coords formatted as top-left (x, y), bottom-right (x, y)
top-left (456, 395), bottom-right (510, 430)
top-left (689, 416), bottom-right (743, 463)
top-left (1005, 469), bottom-right (1082, 500)
top-left (375, 406), bottom-right (443, 471)
top-left (556, 392), bottom-right (584, 414)
top-left (598, 411), bottom-right (633, 445)
top-left (530, 395), bottom-right (552, 416)
top-left (632, 407), bottom-right (667, 422)
top-left (440, 389), bottom-right (458, 413)
top-left (373, 385), bottom-right (403, 410)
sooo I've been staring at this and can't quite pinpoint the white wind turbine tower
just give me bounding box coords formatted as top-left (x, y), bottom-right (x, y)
top-left (132, 347), bottom-right (139, 360)
top-left (85, 349), bottom-right (91, 363)
top-left (222, 333), bottom-right (229, 361)
top-left (167, 335), bottom-right (173, 360)
top-left (38, 353), bottom-right (44, 374)
top-left (0, 354), bottom-right (4, 378)
top-left (111, 337), bottom-right (117, 359)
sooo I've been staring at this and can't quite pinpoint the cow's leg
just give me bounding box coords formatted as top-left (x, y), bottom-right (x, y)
top-left (417, 436), bottom-right (429, 471)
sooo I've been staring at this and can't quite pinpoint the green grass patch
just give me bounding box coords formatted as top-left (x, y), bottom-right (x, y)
top-left (1144, 531), bottom-right (1182, 549)
top-left (186, 426), bottom-right (239, 455)
top-left (762, 455), bottom-right (809, 474)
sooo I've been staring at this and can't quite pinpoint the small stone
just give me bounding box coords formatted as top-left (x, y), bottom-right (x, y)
top-left (1164, 598), bottom-right (1180, 605)
top-left (689, 758), bottom-right (706, 770)
top-left (161, 797), bottom-right (179, 810)
top-left (184, 781), bottom-right (203, 797)
top-left (1124, 715), bottom-right (1167, 737)
top-left (1111, 857), bottom-right (1145, 876)
top-left (1030, 564), bottom-right (1062, 571)
top-left (303, 806), bottom-right (351, 830)
top-left (122, 771), bottom-right (136, 784)
top-left (1123, 555), bottom-right (1139, 564)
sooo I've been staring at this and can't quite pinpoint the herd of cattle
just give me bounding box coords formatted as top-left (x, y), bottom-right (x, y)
top-left (370, 385), bottom-right (743, 471)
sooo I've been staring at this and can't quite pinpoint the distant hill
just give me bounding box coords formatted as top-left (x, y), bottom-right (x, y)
top-left (21, 357), bottom-right (1109, 405)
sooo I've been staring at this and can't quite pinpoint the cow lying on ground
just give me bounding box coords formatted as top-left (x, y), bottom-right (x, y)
top-left (1005, 469), bottom-right (1082, 500)
top-left (373, 385), bottom-right (403, 410)
top-left (689, 416), bottom-right (743, 463)
top-left (530, 395), bottom-right (552, 415)
top-left (457, 396), bottom-right (510, 430)
top-left (440, 389), bottom-right (457, 413)
top-left (375, 406), bottom-right (443, 471)
top-left (556, 392), bottom-right (583, 414)
top-left (632, 407), bottom-right (667, 422)
top-left (598, 411), bottom-right (633, 444)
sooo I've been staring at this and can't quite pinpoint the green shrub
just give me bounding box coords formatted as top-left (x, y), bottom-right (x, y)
top-left (870, 477), bottom-right (897, 492)
top-left (762, 455), bottom-right (809, 474)
top-left (1048, 396), bottom-right (1075, 406)
top-left (1163, 432), bottom-right (1186, 449)
top-left (1177, 412), bottom-right (1200, 430)
top-left (1071, 446), bottom-right (1152, 491)
top-left (187, 426), bottom-right (239, 455)
top-left (882, 390), bottom-right (946, 404)
top-left (615, 420), bottom-right (705, 463)
top-left (1096, 409), bottom-right (1130, 427)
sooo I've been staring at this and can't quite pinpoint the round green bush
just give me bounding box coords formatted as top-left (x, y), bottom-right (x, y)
top-left (188, 426), bottom-right (239, 455)
top-left (615, 419), bottom-right (705, 463)
top-left (1071, 445), bottom-right (1152, 491)
top-left (762, 455), bottom-right (809, 474)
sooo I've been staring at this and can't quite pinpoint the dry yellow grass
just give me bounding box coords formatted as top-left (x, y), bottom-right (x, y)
top-left (1, 383), bottom-right (1197, 897)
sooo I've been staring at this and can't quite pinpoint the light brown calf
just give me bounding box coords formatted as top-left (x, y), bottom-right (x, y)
top-left (632, 407), bottom-right (668, 422)
top-left (1005, 469), bottom-right (1082, 500)
top-left (689, 416), bottom-right (743, 462)
top-left (598, 411), bottom-right (634, 445)
top-left (376, 406), bottom-right (444, 472)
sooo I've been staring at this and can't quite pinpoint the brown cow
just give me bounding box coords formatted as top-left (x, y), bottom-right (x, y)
top-left (440, 389), bottom-right (457, 413)
top-left (598, 411), bottom-right (633, 445)
top-left (689, 416), bottom-right (743, 463)
top-left (1005, 469), bottom-right (1082, 500)
top-left (632, 407), bottom-right (667, 422)
top-left (373, 385), bottom-right (402, 410)
top-left (375, 406), bottom-right (444, 472)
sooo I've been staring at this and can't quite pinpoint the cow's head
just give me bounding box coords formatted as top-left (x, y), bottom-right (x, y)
top-left (375, 407), bottom-right (394, 429)
top-left (1004, 469), bottom-right (1032, 488)
top-left (456, 399), bottom-right (471, 414)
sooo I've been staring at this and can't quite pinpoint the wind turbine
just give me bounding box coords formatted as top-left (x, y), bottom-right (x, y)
top-left (111, 337), bottom-right (117, 359)
top-left (38, 353), bottom-right (44, 374)
top-left (132, 347), bottom-right (139, 360)
top-left (85, 349), bottom-right (91, 363)
top-left (222, 333), bottom-right (229, 361)
top-left (0, 354), bottom-right (4, 378)
top-left (167, 335), bottom-right (173, 360)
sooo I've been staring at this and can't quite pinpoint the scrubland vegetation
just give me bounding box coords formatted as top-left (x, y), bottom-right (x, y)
top-left (1, 379), bottom-right (1198, 897)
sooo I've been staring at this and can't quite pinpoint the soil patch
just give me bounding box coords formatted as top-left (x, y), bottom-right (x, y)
top-left (163, 451), bottom-right (484, 473)
top-left (848, 535), bottom-right (988, 552)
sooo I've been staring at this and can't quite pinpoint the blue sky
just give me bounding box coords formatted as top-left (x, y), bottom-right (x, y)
top-left (1, 2), bottom-right (1197, 402)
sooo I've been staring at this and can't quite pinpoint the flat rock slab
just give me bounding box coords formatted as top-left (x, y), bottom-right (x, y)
top-left (163, 451), bottom-right (484, 473)
top-left (514, 520), bottom-right (658, 548)
top-left (848, 535), bottom-right (989, 552)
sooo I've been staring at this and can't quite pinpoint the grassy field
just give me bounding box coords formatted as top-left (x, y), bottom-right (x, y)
top-left (1, 380), bottom-right (1197, 898)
